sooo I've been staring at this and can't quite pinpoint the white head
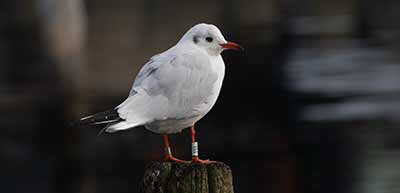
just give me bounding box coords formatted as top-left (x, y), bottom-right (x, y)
top-left (178, 23), bottom-right (243, 55)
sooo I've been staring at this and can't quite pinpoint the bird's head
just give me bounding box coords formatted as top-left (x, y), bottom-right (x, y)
top-left (179, 23), bottom-right (243, 56)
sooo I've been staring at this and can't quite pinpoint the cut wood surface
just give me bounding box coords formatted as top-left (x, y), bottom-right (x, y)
top-left (140, 161), bottom-right (234, 193)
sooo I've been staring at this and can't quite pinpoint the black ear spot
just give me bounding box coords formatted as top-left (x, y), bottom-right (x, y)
top-left (205, 37), bottom-right (213, 42)
top-left (193, 36), bottom-right (199, 43)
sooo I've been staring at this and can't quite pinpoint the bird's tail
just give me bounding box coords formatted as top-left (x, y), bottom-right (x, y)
top-left (73, 108), bottom-right (140, 134)
top-left (73, 108), bottom-right (122, 127)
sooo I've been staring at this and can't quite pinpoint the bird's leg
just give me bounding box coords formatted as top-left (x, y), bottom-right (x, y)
top-left (163, 134), bottom-right (187, 163)
top-left (190, 126), bottom-right (215, 164)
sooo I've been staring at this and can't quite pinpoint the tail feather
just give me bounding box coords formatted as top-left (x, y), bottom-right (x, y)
top-left (105, 121), bottom-right (141, 133)
top-left (75, 109), bottom-right (122, 126)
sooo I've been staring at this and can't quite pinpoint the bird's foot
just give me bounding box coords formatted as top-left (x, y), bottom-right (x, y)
top-left (164, 154), bottom-right (189, 163)
top-left (191, 156), bottom-right (215, 164)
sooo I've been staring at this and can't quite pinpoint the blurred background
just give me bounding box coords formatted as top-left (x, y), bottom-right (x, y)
top-left (1, 0), bottom-right (400, 193)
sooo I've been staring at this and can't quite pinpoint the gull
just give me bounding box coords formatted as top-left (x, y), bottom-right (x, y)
top-left (77, 23), bottom-right (242, 163)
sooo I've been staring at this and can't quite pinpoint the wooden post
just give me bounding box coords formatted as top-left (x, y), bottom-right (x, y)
top-left (140, 161), bottom-right (234, 193)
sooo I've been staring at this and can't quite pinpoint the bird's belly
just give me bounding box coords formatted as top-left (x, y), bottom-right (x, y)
top-left (144, 115), bottom-right (203, 134)
top-left (143, 83), bottom-right (220, 134)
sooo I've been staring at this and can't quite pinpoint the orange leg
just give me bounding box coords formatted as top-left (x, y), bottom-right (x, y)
top-left (190, 126), bottom-right (215, 164)
top-left (163, 134), bottom-right (187, 163)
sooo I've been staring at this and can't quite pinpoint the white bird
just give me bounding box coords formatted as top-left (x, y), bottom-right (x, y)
top-left (77, 23), bottom-right (242, 163)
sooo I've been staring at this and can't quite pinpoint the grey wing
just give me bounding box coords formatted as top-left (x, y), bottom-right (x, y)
top-left (128, 54), bottom-right (171, 96)
top-left (111, 53), bottom-right (179, 132)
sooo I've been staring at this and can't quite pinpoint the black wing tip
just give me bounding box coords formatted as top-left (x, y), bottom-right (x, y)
top-left (73, 108), bottom-right (121, 127)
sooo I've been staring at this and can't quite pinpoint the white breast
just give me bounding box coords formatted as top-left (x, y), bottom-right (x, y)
top-left (199, 55), bottom-right (225, 114)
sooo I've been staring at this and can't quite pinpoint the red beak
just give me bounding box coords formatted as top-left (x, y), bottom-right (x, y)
top-left (220, 42), bottom-right (243, 51)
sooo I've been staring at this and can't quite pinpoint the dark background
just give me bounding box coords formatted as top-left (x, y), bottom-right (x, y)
top-left (1, 0), bottom-right (400, 193)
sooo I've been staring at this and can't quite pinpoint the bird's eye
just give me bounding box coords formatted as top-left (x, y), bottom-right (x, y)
top-left (205, 37), bottom-right (213, 42)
